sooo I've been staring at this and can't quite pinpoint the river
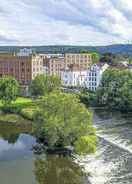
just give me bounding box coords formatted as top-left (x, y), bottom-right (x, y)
top-left (76, 109), bottom-right (132, 184)
top-left (0, 109), bottom-right (132, 184)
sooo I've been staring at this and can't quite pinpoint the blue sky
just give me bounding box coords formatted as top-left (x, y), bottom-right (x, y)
top-left (0, 0), bottom-right (132, 46)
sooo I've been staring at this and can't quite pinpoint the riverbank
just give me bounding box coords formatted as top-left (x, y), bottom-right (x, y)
top-left (0, 97), bottom-right (38, 123)
top-left (0, 113), bottom-right (32, 125)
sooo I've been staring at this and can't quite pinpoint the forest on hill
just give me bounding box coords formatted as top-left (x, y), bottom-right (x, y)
top-left (1, 44), bottom-right (132, 55)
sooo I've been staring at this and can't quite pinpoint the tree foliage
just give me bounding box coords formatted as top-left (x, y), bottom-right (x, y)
top-left (100, 53), bottom-right (129, 65)
top-left (91, 52), bottom-right (100, 64)
top-left (33, 92), bottom-right (96, 155)
top-left (96, 68), bottom-right (132, 112)
top-left (79, 89), bottom-right (97, 107)
top-left (129, 58), bottom-right (132, 64)
top-left (74, 135), bottom-right (96, 154)
top-left (0, 76), bottom-right (19, 105)
top-left (29, 74), bottom-right (61, 97)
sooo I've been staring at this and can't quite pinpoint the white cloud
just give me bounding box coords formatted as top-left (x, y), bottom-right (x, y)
top-left (0, 0), bottom-right (132, 45)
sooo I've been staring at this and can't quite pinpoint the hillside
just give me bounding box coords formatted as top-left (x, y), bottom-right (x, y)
top-left (0, 44), bottom-right (132, 55)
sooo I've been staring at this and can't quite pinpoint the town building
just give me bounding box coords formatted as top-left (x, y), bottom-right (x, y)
top-left (64, 53), bottom-right (92, 69)
top-left (61, 63), bottom-right (109, 91)
top-left (0, 54), bottom-right (44, 86)
top-left (42, 56), bottom-right (65, 77)
top-left (61, 64), bottom-right (87, 87)
top-left (84, 63), bottom-right (109, 91)
top-left (35, 53), bottom-right (93, 78)
top-left (0, 50), bottom-right (96, 93)
top-left (39, 53), bottom-right (64, 59)
top-left (47, 57), bottom-right (65, 77)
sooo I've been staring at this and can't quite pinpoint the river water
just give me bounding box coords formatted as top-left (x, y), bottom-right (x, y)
top-left (0, 110), bottom-right (132, 184)
top-left (76, 109), bottom-right (132, 184)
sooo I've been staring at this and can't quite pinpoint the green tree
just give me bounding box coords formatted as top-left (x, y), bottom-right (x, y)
top-left (0, 76), bottom-right (19, 105)
top-left (33, 92), bottom-right (96, 155)
top-left (79, 89), bottom-right (97, 107)
top-left (100, 53), bottom-right (115, 64)
top-left (128, 58), bottom-right (132, 64)
top-left (29, 74), bottom-right (61, 97)
top-left (96, 68), bottom-right (132, 112)
top-left (91, 52), bottom-right (100, 64)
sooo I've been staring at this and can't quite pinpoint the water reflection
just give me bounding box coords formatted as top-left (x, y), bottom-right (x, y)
top-left (0, 122), bottom-right (86, 184)
top-left (0, 121), bottom-right (32, 143)
top-left (0, 122), bottom-right (35, 161)
top-left (34, 155), bottom-right (87, 184)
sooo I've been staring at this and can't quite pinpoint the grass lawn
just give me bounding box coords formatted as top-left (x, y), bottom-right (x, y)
top-left (0, 97), bottom-right (33, 108)
top-left (14, 97), bottom-right (33, 104)
top-left (12, 97), bottom-right (34, 107)
top-left (0, 97), bottom-right (39, 121)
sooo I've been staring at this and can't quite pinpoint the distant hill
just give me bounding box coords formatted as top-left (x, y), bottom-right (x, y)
top-left (0, 44), bottom-right (132, 55)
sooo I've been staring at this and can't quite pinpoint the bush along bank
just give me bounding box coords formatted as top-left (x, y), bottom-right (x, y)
top-left (32, 92), bottom-right (97, 156)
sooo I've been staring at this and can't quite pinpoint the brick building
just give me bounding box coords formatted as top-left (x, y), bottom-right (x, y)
top-left (42, 56), bottom-right (65, 77)
top-left (0, 54), bottom-right (44, 86)
top-left (64, 53), bottom-right (92, 69)
top-left (0, 51), bottom-right (94, 91)
top-left (42, 53), bottom-right (92, 78)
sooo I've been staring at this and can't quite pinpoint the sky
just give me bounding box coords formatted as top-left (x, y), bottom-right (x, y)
top-left (0, 0), bottom-right (132, 46)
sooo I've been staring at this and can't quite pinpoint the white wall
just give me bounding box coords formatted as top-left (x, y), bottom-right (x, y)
top-left (61, 70), bottom-right (87, 87)
top-left (61, 64), bottom-right (109, 91)
top-left (84, 64), bottom-right (109, 91)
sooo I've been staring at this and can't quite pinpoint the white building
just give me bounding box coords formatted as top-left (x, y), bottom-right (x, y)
top-left (61, 63), bottom-right (109, 91)
top-left (61, 65), bottom-right (87, 87)
top-left (84, 64), bottom-right (109, 91)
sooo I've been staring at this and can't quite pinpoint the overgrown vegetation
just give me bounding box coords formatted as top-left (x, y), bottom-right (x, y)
top-left (29, 74), bottom-right (61, 97)
top-left (0, 75), bottom-right (96, 155)
top-left (79, 89), bottom-right (97, 107)
top-left (33, 92), bottom-right (96, 155)
top-left (96, 68), bottom-right (132, 112)
top-left (0, 76), bottom-right (19, 106)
